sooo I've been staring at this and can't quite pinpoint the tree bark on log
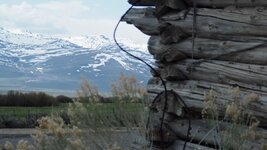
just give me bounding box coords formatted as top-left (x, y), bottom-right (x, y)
top-left (147, 78), bottom-right (267, 127)
top-left (129, 0), bottom-right (267, 8)
top-left (123, 7), bottom-right (267, 37)
top-left (156, 59), bottom-right (267, 87)
top-left (148, 36), bottom-right (267, 64)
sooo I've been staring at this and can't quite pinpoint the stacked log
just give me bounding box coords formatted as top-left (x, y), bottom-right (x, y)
top-left (124, 0), bottom-right (267, 149)
top-left (129, 0), bottom-right (267, 7)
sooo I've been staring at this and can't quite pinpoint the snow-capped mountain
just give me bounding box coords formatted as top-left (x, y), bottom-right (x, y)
top-left (0, 27), bottom-right (153, 95)
top-left (63, 35), bottom-right (148, 53)
top-left (0, 27), bottom-right (53, 45)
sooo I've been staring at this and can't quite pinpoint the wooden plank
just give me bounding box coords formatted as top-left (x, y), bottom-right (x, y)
top-left (129, 0), bottom-right (267, 8)
top-left (148, 36), bottom-right (267, 64)
top-left (147, 78), bottom-right (267, 127)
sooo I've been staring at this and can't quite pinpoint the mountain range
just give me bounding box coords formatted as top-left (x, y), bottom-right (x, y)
top-left (0, 27), bottom-right (153, 96)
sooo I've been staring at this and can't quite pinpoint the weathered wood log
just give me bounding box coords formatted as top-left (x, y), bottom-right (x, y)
top-left (167, 119), bottom-right (267, 150)
top-left (147, 90), bottom-right (267, 149)
top-left (156, 59), bottom-right (267, 87)
top-left (129, 0), bottom-right (267, 8)
top-left (149, 140), bottom-right (216, 150)
top-left (128, 0), bottom-right (154, 6)
top-left (147, 78), bottom-right (267, 127)
top-left (147, 92), bottom-right (267, 149)
top-left (123, 7), bottom-right (267, 37)
top-left (159, 23), bottom-right (190, 44)
top-left (148, 36), bottom-right (267, 64)
top-left (127, 1), bottom-right (267, 149)
top-left (163, 140), bottom-right (216, 150)
top-left (186, 0), bottom-right (267, 8)
top-left (122, 8), bottom-right (160, 35)
top-left (154, 0), bottom-right (187, 18)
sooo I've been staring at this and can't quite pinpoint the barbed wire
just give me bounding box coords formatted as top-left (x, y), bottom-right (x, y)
top-left (113, 2), bottom-right (191, 150)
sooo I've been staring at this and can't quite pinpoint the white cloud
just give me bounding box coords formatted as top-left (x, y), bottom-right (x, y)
top-left (0, 0), bottom-right (148, 44)
top-left (0, 1), bottom-right (91, 29)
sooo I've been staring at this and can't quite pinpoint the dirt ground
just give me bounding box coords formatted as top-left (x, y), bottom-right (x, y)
top-left (0, 129), bottom-right (34, 146)
top-left (0, 128), bottom-right (147, 149)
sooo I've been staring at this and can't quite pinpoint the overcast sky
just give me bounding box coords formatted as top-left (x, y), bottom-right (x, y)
top-left (0, 0), bottom-right (148, 44)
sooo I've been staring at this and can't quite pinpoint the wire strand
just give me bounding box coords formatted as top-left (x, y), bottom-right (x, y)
top-left (113, 5), bottom-right (190, 150)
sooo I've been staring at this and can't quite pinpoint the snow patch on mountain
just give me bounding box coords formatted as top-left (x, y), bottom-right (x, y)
top-left (116, 38), bottom-right (148, 53)
top-left (0, 27), bottom-right (53, 45)
top-left (64, 35), bottom-right (148, 53)
top-left (63, 35), bottom-right (111, 49)
top-left (81, 52), bottom-right (135, 72)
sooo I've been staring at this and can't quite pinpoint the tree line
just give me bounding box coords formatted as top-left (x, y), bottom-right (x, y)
top-left (0, 91), bottom-right (73, 107)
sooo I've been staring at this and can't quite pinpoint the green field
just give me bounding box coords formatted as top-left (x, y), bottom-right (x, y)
top-left (0, 103), bottom-right (144, 118)
top-left (0, 103), bottom-right (68, 118)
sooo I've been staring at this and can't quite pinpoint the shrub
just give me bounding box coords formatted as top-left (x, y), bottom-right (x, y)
top-left (1, 75), bottom-right (148, 149)
top-left (111, 73), bottom-right (147, 103)
top-left (201, 87), bottom-right (264, 150)
top-left (76, 77), bottom-right (101, 103)
top-left (0, 113), bottom-right (47, 128)
top-left (56, 95), bottom-right (73, 103)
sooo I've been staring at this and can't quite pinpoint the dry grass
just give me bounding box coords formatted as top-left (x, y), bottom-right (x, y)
top-left (200, 87), bottom-right (265, 150)
top-left (111, 73), bottom-right (147, 103)
top-left (2, 74), bottom-right (148, 150)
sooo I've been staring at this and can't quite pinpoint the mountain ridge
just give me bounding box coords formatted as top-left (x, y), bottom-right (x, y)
top-left (0, 27), bottom-right (152, 96)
